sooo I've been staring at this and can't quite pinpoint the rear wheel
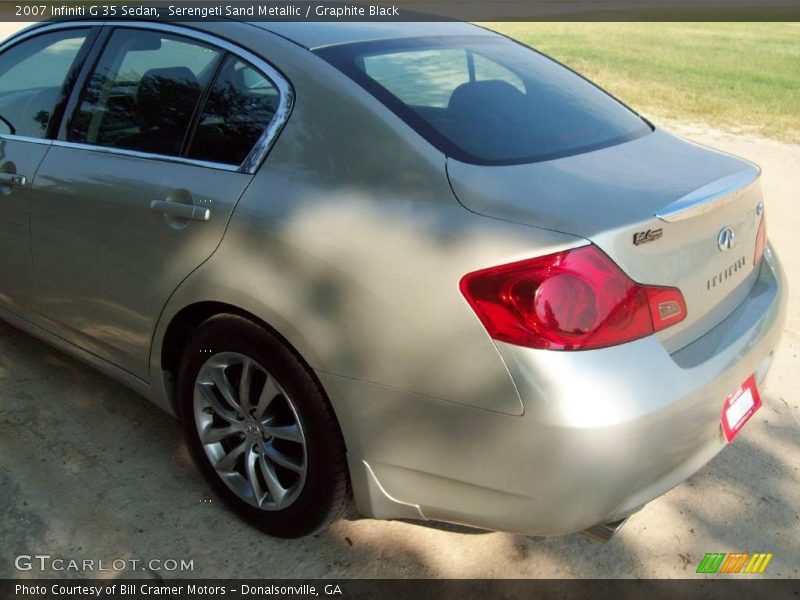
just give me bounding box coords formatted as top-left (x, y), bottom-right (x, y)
top-left (176, 314), bottom-right (350, 538)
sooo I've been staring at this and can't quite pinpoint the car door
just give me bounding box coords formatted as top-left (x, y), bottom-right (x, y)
top-left (30, 24), bottom-right (291, 379)
top-left (0, 26), bottom-right (95, 315)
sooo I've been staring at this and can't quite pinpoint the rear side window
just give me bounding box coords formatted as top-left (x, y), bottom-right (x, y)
top-left (187, 55), bottom-right (280, 165)
top-left (317, 36), bottom-right (652, 165)
top-left (68, 29), bottom-right (222, 157)
top-left (66, 28), bottom-right (284, 167)
top-left (0, 29), bottom-right (90, 138)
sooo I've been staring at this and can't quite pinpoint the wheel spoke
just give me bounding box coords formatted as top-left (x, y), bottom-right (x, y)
top-left (194, 351), bottom-right (308, 512)
top-left (215, 439), bottom-right (247, 472)
top-left (264, 443), bottom-right (305, 474)
top-left (258, 455), bottom-right (288, 508)
top-left (239, 359), bottom-right (254, 414)
top-left (262, 423), bottom-right (303, 444)
top-left (254, 376), bottom-right (281, 419)
top-left (244, 448), bottom-right (264, 505)
top-left (210, 364), bottom-right (240, 412)
top-left (198, 383), bottom-right (238, 424)
top-left (201, 423), bottom-right (242, 444)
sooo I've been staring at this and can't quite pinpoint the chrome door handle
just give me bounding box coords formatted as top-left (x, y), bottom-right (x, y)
top-left (150, 200), bottom-right (210, 221)
top-left (0, 172), bottom-right (27, 186)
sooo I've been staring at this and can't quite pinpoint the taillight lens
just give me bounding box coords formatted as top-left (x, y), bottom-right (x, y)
top-left (754, 209), bottom-right (766, 266)
top-left (644, 286), bottom-right (688, 333)
top-left (459, 245), bottom-right (687, 351)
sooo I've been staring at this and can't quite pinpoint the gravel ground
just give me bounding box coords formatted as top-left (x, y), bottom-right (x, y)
top-left (0, 22), bottom-right (798, 579)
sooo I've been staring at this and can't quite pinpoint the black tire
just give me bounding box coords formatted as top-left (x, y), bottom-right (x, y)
top-left (176, 313), bottom-right (350, 538)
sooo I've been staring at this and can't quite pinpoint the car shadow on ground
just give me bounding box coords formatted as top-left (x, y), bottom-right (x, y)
top-left (0, 318), bottom-right (797, 579)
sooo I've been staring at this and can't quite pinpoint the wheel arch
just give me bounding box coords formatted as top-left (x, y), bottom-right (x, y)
top-left (151, 298), bottom-right (328, 419)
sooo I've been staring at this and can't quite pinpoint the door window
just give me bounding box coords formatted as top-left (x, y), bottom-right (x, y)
top-left (0, 29), bottom-right (90, 138)
top-left (67, 29), bottom-right (223, 157)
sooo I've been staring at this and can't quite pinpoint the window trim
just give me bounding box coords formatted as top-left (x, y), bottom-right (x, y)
top-left (0, 21), bottom-right (294, 174)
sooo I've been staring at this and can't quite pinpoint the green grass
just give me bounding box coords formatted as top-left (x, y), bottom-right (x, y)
top-left (484, 23), bottom-right (800, 142)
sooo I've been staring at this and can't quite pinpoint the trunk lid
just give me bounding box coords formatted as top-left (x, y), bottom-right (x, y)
top-left (447, 129), bottom-right (764, 351)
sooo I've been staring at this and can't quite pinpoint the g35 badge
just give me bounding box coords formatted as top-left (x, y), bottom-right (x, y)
top-left (633, 228), bottom-right (663, 246)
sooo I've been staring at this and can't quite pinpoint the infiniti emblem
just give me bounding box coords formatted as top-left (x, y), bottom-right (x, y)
top-left (717, 226), bottom-right (735, 252)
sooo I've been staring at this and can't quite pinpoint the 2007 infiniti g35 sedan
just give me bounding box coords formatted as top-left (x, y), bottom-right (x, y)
top-left (0, 19), bottom-right (786, 539)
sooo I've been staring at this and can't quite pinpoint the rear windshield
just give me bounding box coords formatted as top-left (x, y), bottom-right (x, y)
top-left (316, 35), bottom-right (652, 165)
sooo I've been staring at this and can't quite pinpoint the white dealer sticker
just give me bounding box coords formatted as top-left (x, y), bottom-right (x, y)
top-left (720, 375), bottom-right (762, 443)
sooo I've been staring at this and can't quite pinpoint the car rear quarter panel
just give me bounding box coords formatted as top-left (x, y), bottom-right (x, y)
top-left (149, 23), bottom-right (585, 418)
top-left (321, 245), bottom-right (786, 533)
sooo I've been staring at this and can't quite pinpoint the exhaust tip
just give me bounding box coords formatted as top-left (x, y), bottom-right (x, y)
top-left (582, 517), bottom-right (629, 542)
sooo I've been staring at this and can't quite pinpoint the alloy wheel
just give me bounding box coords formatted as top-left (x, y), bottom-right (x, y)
top-left (193, 352), bottom-right (307, 510)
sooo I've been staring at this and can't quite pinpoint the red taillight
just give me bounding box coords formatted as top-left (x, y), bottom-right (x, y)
top-left (754, 209), bottom-right (766, 266)
top-left (644, 286), bottom-right (688, 332)
top-left (459, 245), bottom-right (687, 351)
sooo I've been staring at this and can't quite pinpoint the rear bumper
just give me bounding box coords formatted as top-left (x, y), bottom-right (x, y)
top-left (324, 244), bottom-right (787, 535)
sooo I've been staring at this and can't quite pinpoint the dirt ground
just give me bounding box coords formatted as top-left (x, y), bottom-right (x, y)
top-left (0, 22), bottom-right (798, 579)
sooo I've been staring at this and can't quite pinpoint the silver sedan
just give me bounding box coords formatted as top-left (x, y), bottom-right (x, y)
top-left (0, 20), bottom-right (786, 538)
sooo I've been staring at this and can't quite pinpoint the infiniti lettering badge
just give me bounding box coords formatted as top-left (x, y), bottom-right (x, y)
top-left (717, 226), bottom-right (735, 252)
top-left (708, 256), bottom-right (746, 290)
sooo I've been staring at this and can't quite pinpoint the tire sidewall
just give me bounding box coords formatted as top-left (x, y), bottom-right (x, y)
top-left (176, 316), bottom-right (344, 538)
